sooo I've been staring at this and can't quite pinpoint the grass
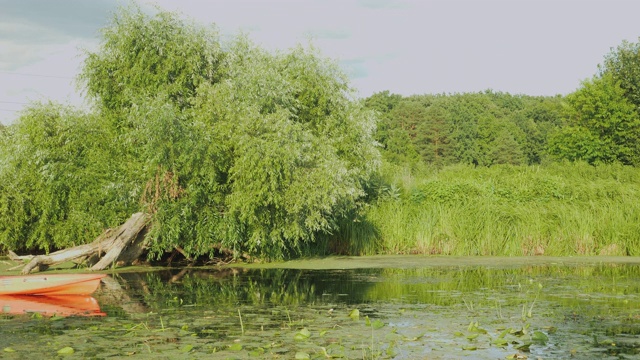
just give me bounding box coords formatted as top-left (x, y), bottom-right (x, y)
top-left (344, 161), bottom-right (640, 256)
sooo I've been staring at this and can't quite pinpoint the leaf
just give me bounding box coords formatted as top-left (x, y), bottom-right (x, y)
top-left (531, 331), bottom-right (549, 344)
top-left (349, 309), bottom-right (360, 320)
top-left (371, 319), bottom-right (385, 329)
top-left (294, 328), bottom-right (311, 340)
top-left (499, 328), bottom-right (512, 339)
top-left (50, 314), bottom-right (65, 321)
top-left (295, 352), bottom-right (310, 359)
top-left (511, 324), bottom-right (529, 337)
top-left (180, 344), bottom-right (193, 352)
top-left (404, 332), bottom-right (426, 341)
top-left (492, 338), bottom-right (509, 347)
top-left (386, 344), bottom-right (398, 357)
top-left (462, 345), bottom-right (477, 350)
top-left (57, 347), bottom-right (75, 355)
top-left (228, 343), bottom-right (243, 351)
top-left (467, 321), bottom-right (477, 331)
top-left (467, 321), bottom-right (487, 333)
top-left (506, 353), bottom-right (529, 359)
top-left (3, 348), bottom-right (15, 352)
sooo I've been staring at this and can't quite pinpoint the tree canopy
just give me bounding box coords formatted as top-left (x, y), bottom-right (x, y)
top-left (600, 38), bottom-right (640, 110)
top-left (364, 91), bottom-right (563, 167)
top-left (549, 39), bottom-right (640, 166)
top-left (362, 39), bottom-right (640, 169)
top-left (549, 73), bottom-right (640, 165)
top-left (0, 6), bottom-right (380, 259)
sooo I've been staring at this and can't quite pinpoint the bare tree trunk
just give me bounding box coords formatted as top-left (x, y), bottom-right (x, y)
top-left (20, 212), bottom-right (150, 274)
top-left (90, 213), bottom-right (149, 270)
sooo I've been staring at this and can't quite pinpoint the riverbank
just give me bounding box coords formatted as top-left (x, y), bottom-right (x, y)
top-left (4, 254), bottom-right (640, 276)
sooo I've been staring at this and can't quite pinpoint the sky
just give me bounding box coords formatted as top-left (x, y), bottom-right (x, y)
top-left (1, 0), bottom-right (640, 125)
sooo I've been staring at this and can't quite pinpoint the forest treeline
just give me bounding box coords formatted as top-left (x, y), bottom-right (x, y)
top-left (364, 53), bottom-right (640, 168)
top-left (2, 5), bottom-right (640, 261)
top-left (365, 90), bottom-right (563, 167)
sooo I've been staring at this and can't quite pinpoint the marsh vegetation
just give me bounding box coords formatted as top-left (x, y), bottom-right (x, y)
top-left (1, 258), bottom-right (639, 359)
top-left (2, 5), bottom-right (640, 263)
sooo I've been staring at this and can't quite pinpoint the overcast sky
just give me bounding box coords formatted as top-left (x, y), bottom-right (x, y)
top-left (1, 0), bottom-right (640, 124)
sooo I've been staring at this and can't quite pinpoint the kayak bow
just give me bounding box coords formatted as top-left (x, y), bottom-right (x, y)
top-left (0, 274), bottom-right (106, 296)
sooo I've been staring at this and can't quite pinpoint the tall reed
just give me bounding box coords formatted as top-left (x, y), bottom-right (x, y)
top-left (351, 161), bottom-right (640, 256)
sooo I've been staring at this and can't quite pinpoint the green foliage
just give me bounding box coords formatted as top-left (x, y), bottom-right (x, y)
top-left (79, 4), bottom-right (224, 125)
top-left (418, 103), bottom-right (452, 165)
top-left (4, 6), bottom-right (640, 261)
top-left (512, 96), bottom-right (564, 164)
top-left (356, 161), bottom-right (640, 256)
top-left (0, 103), bottom-right (138, 251)
top-left (549, 73), bottom-right (640, 165)
top-left (188, 39), bottom-right (380, 258)
top-left (364, 91), bottom-right (562, 167)
top-left (0, 6), bottom-right (379, 259)
top-left (600, 38), bottom-right (640, 109)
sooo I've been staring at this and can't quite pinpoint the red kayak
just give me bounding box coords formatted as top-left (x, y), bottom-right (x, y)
top-left (0, 294), bottom-right (106, 317)
top-left (0, 274), bottom-right (106, 296)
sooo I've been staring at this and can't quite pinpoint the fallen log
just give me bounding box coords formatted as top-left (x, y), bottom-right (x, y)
top-left (8, 250), bottom-right (34, 261)
top-left (20, 212), bottom-right (150, 274)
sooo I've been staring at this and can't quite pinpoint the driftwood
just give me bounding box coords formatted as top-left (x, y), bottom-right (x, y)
top-left (19, 212), bottom-right (150, 274)
top-left (8, 250), bottom-right (34, 261)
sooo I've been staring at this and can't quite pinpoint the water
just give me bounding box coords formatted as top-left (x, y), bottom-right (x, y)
top-left (1, 257), bottom-right (639, 359)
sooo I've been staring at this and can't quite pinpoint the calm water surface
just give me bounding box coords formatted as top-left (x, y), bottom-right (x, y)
top-left (1, 256), bottom-right (639, 359)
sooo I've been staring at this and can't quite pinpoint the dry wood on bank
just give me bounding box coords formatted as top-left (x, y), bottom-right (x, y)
top-left (17, 212), bottom-right (150, 274)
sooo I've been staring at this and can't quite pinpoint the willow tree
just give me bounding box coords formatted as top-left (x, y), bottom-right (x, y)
top-left (0, 5), bottom-right (380, 261)
top-left (0, 103), bottom-right (139, 253)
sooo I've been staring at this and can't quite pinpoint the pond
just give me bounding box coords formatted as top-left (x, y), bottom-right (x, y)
top-left (1, 256), bottom-right (639, 359)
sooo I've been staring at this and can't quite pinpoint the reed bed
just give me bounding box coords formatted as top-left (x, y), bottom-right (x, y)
top-left (342, 161), bottom-right (640, 256)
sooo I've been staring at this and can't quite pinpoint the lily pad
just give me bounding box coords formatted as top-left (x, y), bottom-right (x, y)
top-left (371, 319), bottom-right (385, 329)
top-left (57, 347), bottom-right (75, 355)
top-left (294, 328), bottom-right (311, 340)
top-left (531, 331), bottom-right (548, 344)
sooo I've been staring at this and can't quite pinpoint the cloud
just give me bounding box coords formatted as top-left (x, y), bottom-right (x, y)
top-left (0, 19), bottom-right (68, 45)
top-left (0, 42), bottom-right (47, 71)
top-left (0, 0), bottom-right (117, 40)
top-left (0, 0), bottom-right (118, 70)
top-left (307, 28), bottom-right (351, 40)
top-left (341, 58), bottom-right (369, 79)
